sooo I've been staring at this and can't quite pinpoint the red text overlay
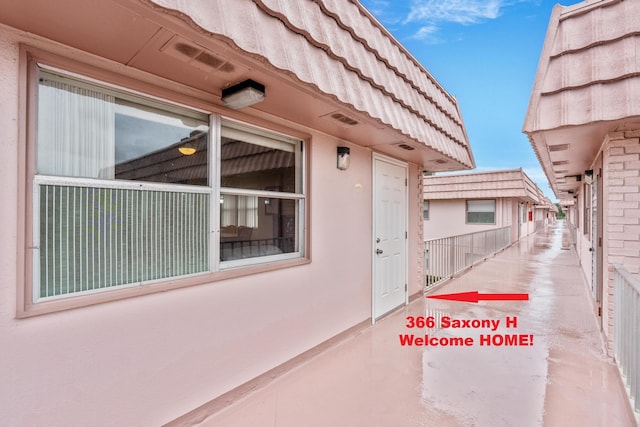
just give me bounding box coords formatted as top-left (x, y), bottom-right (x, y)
top-left (400, 315), bottom-right (534, 347)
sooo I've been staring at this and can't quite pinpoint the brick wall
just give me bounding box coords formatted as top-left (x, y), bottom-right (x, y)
top-left (603, 130), bottom-right (640, 353)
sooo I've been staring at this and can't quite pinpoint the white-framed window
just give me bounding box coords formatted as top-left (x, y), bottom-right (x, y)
top-left (30, 64), bottom-right (305, 303)
top-left (423, 201), bottom-right (429, 220)
top-left (219, 119), bottom-right (304, 267)
top-left (466, 200), bottom-right (495, 224)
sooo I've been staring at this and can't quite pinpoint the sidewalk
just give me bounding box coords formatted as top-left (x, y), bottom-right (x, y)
top-left (184, 222), bottom-right (635, 427)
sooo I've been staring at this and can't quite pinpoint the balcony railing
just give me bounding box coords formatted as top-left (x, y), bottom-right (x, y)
top-left (614, 264), bottom-right (640, 418)
top-left (424, 226), bottom-right (512, 288)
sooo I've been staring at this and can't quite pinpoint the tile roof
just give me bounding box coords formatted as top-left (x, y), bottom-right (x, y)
top-left (524, 0), bottom-right (640, 132)
top-left (424, 169), bottom-right (542, 203)
top-left (147, 0), bottom-right (474, 168)
top-left (523, 0), bottom-right (640, 198)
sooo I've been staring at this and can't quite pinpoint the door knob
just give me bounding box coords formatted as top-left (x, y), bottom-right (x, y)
top-left (376, 248), bottom-right (383, 254)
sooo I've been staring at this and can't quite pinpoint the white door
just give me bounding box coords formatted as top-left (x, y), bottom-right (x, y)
top-left (373, 156), bottom-right (407, 320)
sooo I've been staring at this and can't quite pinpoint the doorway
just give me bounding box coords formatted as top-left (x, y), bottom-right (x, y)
top-left (372, 155), bottom-right (408, 320)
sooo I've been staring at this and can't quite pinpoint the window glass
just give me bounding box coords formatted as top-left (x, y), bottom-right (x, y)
top-left (220, 196), bottom-right (299, 261)
top-left (467, 200), bottom-right (495, 224)
top-left (423, 201), bottom-right (429, 220)
top-left (37, 70), bottom-right (209, 185)
top-left (219, 120), bottom-right (303, 264)
top-left (35, 68), bottom-right (211, 300)
top-left (220, 121), bottom-right (300, 193)
top-left (31, 66), bottom-right (305, 304)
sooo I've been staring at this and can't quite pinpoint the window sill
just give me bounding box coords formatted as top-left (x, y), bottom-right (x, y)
top-left (17, 257), bottom-right (310, 318)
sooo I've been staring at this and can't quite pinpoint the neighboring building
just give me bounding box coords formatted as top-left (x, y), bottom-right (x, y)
top-left (423, 169), bottom-right (556, 242)
top-left (0, 0), bottom-right (474, 425)
top-left (524, 0), bottom-right (640, 352)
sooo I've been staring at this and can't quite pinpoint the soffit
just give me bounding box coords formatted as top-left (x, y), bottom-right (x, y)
top-left (142, 0), bottom-right (474, 169)
top-left (0, 0), bottom-right (474, 170)
top-left (523, 0), bottom-right (640, 198)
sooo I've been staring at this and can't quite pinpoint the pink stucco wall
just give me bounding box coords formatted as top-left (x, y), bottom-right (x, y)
top-left (424, 198), bottom-right (518, 240)
top-left (0, 25), bottom-right (425, 425)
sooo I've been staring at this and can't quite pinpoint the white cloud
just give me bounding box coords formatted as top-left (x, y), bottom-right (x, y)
top-left (406, 0), bottom-right (505, 25)
top-left (410, 25), bottom-right (441, 42)
top-left (400, 0), bottom-right (528, 43)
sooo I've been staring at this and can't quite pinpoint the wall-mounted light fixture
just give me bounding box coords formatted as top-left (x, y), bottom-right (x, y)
top-left (337, 146), bottom-right (350, 170)
top-left (221, 79), bottom-right (265, 109)
top-left (564, 175), bottom-right (582, 183)
top-left (584, 169), bottom-right (593, 184)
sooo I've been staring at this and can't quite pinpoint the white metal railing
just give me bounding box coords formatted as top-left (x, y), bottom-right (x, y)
top-left (614, 264), bottom-right (640, 417)
top-left (424, 226), bottom-right (512, 288)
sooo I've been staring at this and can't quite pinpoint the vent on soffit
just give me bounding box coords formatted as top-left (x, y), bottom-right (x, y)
top-left (548, 144), bottom-right (569, 152)
top-left (396, 143), bottom-right (415, 151)
top-left (433, 159), bottom-right (448, 164)
top-left (160, 35), bottom-right (235, 73)
top-left (552, 160), bottom-right (568, 166)
top-left (330, 112), bottom-right (358, 126)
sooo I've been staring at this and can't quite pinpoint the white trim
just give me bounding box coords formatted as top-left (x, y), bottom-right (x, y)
top-left (34, 270), bottom-right (212, 303)
top-left (220, 252), bottom-right (303, 270)
top-left (33, 175), bottom-right (212, 194)
top-left (220, 187), bottom-right (305, 199)
top-left (32, 181), bottom-right (40, 303)
top-left (211, 114), bottom-right (221, 273)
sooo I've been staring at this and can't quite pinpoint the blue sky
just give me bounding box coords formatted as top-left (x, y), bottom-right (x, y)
top-left (360, 0), bottom-right (584, 202)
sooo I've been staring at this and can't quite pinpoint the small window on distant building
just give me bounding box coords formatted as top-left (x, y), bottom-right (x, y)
top-left (423, 201), bottom-right (429, 220)
top-left (466, 200), bottom-right (495, 224)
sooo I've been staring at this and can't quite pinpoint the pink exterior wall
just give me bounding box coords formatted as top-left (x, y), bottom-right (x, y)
top-left (567, 132), bottom-right (640, 353)
top-left (424, 198), bottom-right (517, 241)
top-left (0, 25), bottom-right (426, 425)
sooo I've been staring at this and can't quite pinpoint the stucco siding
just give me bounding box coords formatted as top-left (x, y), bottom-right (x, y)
top-left (0, 24), bottom-right (429, 426)
top-left (424, 198), bottom-right (515, 241)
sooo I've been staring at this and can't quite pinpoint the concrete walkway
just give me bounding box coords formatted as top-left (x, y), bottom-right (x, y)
top-left (189, 221), bottom-right (635, 427)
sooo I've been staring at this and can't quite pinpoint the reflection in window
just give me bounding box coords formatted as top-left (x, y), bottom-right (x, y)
top-left (219, 120), bottom-right (302, 262)
top-left (35, 69), bottom-right (211, 298)
top-left (37, 71), bottom-right (209, 185)
top-left (220, 123), bottom-right (299, 193)
top-left (32, 66), bottom-right (306, 302)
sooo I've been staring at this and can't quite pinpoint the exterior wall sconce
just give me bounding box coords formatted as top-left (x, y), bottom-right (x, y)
top-left (584, 169), bottom-right (593, 184)
top-left (337, 146), bottom-right (350, 170)
top-left (221, 79), bottom-right (265, 109)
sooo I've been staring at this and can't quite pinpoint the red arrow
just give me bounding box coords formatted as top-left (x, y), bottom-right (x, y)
top-left (426, 291), bottom-right (529, 303)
